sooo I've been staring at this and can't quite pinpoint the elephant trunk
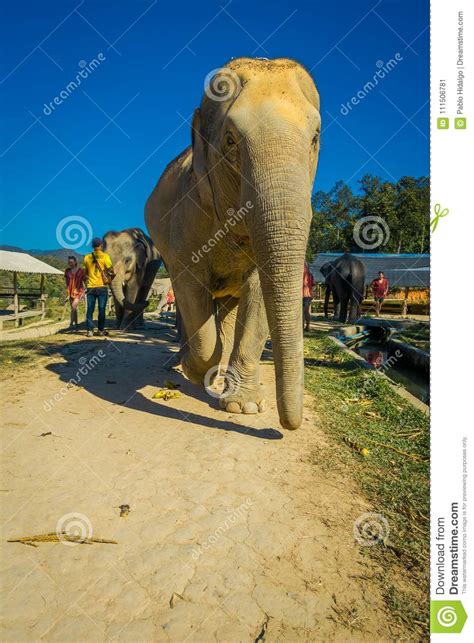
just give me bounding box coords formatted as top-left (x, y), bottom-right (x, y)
top-left (244, 136), bottom-right (311, 430)
top-left (110, 271), bottom-right (148, 313)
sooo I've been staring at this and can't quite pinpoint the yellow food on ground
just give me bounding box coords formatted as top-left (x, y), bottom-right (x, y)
top-left (153, 389), bottom-right (182, 401)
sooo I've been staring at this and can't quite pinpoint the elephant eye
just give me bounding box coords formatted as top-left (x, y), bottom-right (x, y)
top-left (312, 132), bottom-right (320, 147)
top-left (225, 134), bottom-right (235, 146)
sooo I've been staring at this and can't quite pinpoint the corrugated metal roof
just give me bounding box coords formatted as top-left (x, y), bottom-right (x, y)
top-left (310, 253), bottom-right (430, 288)
top-left (0, 250), bottom-right (63, 275)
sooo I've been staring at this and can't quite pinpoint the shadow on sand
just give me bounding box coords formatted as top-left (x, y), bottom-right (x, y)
top-left (42, 324), bottom-right (283, 441)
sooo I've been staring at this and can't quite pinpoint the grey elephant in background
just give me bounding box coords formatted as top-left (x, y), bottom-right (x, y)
top-left (145, 57), bottom-right (321, 430)
top-left (320, 253), bottom-right (366, 323)
top-left (103, 228), bottom-right (161, 330)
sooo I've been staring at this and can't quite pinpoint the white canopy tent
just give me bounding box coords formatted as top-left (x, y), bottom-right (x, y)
top-left (0, 250), bottom-right (63, 275)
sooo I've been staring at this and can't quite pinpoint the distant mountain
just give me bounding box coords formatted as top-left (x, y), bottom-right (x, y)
top-left (0, 245), bottom-right (83, 262)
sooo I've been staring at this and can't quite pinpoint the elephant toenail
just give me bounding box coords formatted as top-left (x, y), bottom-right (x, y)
top-left (227, 402), bottom-right (242, 414)
top-left (258, 400), bottom-right (267, 412)
top-left (243, 402), bottom-right (258, 414)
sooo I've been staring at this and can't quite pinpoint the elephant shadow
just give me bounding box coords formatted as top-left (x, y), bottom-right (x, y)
top-left (44, 332), bottom-right (283, 441)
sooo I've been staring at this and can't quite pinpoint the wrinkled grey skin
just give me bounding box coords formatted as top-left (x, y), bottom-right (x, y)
top-left (320, 254), bottom-right (366, 323)
top-left (145, 57), bottom-right (321, 430)
top-left (103, 228), bottom-right (161, 330)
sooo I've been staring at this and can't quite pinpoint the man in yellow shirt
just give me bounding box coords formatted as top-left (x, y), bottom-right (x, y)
top-left (83, 237), bottom-right (114, 337)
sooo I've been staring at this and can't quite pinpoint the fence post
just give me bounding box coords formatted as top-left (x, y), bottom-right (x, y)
top-left (13, 272), bottom-right (19, 327)
top-left (40, 274), bottom-right (45, 320)
top-left (402, 286), bottom-right (409, 318)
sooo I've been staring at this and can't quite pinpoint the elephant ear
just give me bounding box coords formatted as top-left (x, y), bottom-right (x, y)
top-left (133, 236), bottom-right (149, 273)
top-left (191, 108), bottom-right (213, 208)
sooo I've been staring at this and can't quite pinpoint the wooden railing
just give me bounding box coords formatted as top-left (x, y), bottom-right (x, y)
top-left (0, 274), bottom-right (47, 330)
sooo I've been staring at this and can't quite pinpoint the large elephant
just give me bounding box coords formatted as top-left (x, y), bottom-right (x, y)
top-left (103, 228), bottom-right (161, 330)
top-left (145, 58), bottom-right (321, 430)
top-left (320, 253), bottom-right (366, 323)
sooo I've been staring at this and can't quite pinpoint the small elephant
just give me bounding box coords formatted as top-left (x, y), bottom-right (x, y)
top-left (145, 57), bottom-right (321, 430)
top-left (103, 228), bottom-right (161, 330)
top-left (320, 253), bottom-right (366, 323)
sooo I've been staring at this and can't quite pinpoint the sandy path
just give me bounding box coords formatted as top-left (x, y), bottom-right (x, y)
top-left (1, 322), bottom-right (393, 641)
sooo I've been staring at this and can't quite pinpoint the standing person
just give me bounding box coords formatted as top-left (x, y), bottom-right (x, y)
top-left (64, 256), bottom-right (85, 332)
top-left (166, 286), bottom-right (175, 312)
top-left (302, 261), bottom-right (314, 332)
top-left (370, 271), bottom-right (389, 317)
top-left (83, 238), bottom-right (114, 337)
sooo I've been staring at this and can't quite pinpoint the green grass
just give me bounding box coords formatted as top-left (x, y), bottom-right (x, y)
top-left (397, 323), bottom-right (430, 352)
top-left (0, 335), bottom-right (72, 372)
top-left (304, 331), bottom-right (429, 636)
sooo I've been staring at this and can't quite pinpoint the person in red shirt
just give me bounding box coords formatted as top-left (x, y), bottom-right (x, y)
top-left (64, 256), bottom-right (85, 331)
top-left (302, 262), bottom-right (314, 331)
top-left (166, 286), bottom-right (175, 311)
top-left (370, 271), bottom-right (389, 317)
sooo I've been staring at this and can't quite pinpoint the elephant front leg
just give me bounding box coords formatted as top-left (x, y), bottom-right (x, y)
top-left (114, 301), bottom-right (124, 329)
top-left (347, 297), bottom-right (360, 323)
top-left (333, 295), bottom-right (340, 321)
top-left (173, 278), bottom-right (219, 384)
top-left (338, 296), bottom-right (349, 323)
top-left (220, 269), bottom-right (268, 415)
top-left (324, 286), bottom-right (331, 318)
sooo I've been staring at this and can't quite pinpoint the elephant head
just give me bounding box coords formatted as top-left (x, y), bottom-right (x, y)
top-left (103, 229), bottom-right (152, 328)
top-left (320, 262), bottom-right (335, 281)
top-left (192, 58), bottom-right (321, 429)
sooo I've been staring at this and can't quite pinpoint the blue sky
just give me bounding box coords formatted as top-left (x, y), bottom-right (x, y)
top-left (0, 0), bottom-right (429, 253)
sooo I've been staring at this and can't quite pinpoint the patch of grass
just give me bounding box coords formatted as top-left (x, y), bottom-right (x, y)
top-left (329, 600), bottom-right (365, 631)
top-left (384, 584), bottom-right (428, 632)
top-left (0, 335), bottom-right (71, 373)
top-left (304, 331), bottom-right (429, 637)
top-left (397, 323), bottom-right (430, 352)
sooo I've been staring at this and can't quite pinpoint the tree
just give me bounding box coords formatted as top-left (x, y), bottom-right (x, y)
top-left (307, 181), bottom-right (356, 260)
top-left (308, 174), bottom-right (430, 257)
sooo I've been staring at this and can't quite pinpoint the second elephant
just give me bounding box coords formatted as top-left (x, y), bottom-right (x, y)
top-left (104, 228), bottom-right (161, 330)
top-left (320, 253), bottom-right (366, 323)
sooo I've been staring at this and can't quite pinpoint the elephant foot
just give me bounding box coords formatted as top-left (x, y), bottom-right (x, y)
top-left (219, 384), bottom-right (266, 415)
top-left (180, 349), bottom-right (217, 385)
top-left (181, 358), bottom-right (205, 385)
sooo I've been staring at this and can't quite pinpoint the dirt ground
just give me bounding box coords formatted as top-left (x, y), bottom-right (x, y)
top-left (1, 321), bottom-right (396, 641)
